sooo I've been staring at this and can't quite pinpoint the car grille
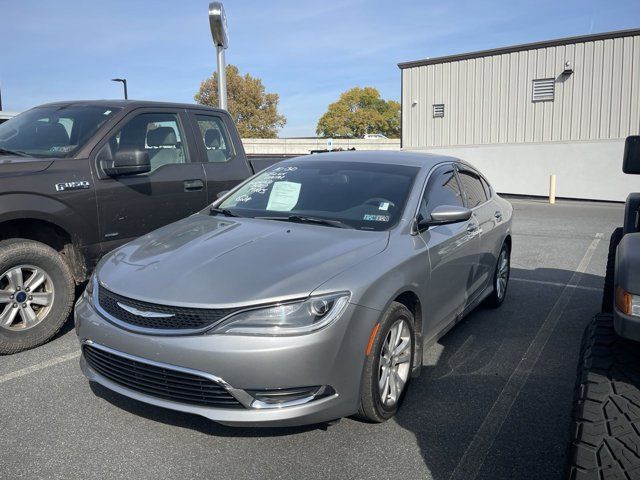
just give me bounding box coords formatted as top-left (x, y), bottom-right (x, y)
top-left (98, 285), bottom-right (238, 331)
top-left (83, 344), bottom-right (243, 408)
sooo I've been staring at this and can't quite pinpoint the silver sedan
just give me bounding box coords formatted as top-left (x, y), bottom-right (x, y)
top-left (75, 151), bottom-right (512, 427)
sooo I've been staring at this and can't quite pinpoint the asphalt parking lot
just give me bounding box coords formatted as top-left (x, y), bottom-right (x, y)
top-left (0, 197), bottom-right (624, 480)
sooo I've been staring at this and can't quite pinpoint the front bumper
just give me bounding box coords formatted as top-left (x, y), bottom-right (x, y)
top-left (74, 295), bottom-right (380, 427)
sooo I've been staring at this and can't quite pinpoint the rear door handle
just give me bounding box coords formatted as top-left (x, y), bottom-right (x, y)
top-left (184, 179), bottom-right (204, 191)
top-left (494, 211), bottom-right (503, 221)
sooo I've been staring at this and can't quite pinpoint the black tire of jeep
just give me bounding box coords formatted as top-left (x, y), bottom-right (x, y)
top-left (0, 239), bottom-right (75, 354)
top-left (356, 302), bottom-right (415, 423)
top-left (566, 313), bottom-right (640, 479)
top-left (602, 228), bottom-right (624, 313)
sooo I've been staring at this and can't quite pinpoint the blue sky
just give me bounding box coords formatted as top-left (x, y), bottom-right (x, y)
top-left (1, 0), bottom-right (639, 137)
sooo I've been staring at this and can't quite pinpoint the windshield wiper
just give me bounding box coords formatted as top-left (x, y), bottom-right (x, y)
top-left (255, 215), bottom-right (353, 229)
top-left (0, 148), bottom-right (29, 157)
top-left (209, 207), bottom-right (239, 217)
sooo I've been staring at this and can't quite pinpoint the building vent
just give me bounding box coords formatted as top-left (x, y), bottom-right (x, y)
top-left (532, 78), bottom-right (555, 102)
top-left (433, 104), bottom-right (445, 117)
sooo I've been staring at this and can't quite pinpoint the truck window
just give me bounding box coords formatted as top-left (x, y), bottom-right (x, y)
top-left (194, 115), bottom-right (234, 163)
top-left (97, 113), bottom-right (188, 172)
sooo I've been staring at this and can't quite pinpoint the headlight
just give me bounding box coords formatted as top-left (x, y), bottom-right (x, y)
top-left (84, 272), bottom-right (97, 305)
top-left (616, 286), bottom-right (640, 317)
top-left (211, 292), bottom-right (350, 336)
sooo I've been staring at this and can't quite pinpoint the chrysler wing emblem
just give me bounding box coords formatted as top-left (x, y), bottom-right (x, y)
top-left (117, 302), bottom-right (175, 318)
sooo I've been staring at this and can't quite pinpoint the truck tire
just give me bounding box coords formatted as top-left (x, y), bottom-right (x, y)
top-left (0, 239), bottom-right (75, 354)
top-left (602, 228), bottom-right (624, 313)
top-left (566, 313), bottom-right (640, 479)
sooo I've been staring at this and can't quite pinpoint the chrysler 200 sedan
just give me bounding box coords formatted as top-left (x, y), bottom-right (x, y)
top-left (75, 151), bottom-right (513, 427)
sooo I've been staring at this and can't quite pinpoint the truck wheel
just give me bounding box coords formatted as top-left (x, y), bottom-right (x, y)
top-left (602, 228), bottom-right (624, 313)
top-left (0, 239), bottom-right (75, 354)
top-left (357, 302), bottom-right (415, 423)
top-left (566, 313), bottom-right (640, 479)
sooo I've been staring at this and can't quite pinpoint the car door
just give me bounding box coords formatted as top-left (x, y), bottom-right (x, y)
top-left (456, 166), bottom-right (497, 296)
top-left (417, 164), bottom-right (481, 331)
top-left (187, 111), bottom-right (254, 204)
top-left (92, 108), bottom-right (207, 252)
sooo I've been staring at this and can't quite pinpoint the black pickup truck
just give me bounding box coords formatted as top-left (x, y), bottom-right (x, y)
top-left (0, 100), bottom-right (275, 353)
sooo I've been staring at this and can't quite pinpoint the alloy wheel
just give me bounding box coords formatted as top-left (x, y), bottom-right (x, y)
top-left (0, 265), bottom-right (55, 331)
top-left (496, 249), bottom-right (510, 300)
top-left (378, 319), bottom-right (412, 407)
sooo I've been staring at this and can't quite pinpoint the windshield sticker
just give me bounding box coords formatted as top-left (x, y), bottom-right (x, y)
top-left (379, 202), bottom-right (390, 211)
top-left (266, 181), bottom-right (301, 211)
top-left (233, 166), bottom-right (300, 204)
top-left (363, 214), bottom-right (390, 222)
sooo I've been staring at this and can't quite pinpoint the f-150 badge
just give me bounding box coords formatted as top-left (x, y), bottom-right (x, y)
top-left (55, 181), bottom-right (90, 192)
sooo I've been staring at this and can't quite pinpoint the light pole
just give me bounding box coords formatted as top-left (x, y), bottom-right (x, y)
top-left (111, 78), bottom-right (128, 99)
top-left (208, 2), bottom-right (229, 110)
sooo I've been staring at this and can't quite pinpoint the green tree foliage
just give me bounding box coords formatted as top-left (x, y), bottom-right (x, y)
top-left (316, 87), bottom-right (400, 138)
top-left (195, 64), bottom-right (286, 138)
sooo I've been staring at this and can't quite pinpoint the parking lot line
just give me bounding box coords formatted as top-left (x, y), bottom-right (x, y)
top-left (448, 233), bottom-right (603, 480)
top-left (0, 350), bottom-right (80, 385)
top-left (511, 277), bottom-right (602, 292)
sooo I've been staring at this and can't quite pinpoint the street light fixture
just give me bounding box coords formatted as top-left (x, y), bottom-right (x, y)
top-left (111, 78), bottom-right (128, 100)
top-left (208, 2), bottom-right (229, 110)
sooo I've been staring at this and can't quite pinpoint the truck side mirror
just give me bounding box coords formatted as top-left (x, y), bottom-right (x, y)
top-left (623, 136), bottom-right (640, 175)
top-left (103, 149), bottom-right (151, 177)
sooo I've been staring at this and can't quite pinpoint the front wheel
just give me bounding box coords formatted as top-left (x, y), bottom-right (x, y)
top-left (0, 239), bottom-right (75, 354)
top-left (357, 302), bottom-right (415, 423)
top-left (485, 242), bottom-right (510, 308)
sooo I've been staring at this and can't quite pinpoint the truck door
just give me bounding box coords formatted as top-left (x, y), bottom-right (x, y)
top-left (187, 111), bottom-right (254, 203)
top-left (91, 108), bottom-right (207, 252)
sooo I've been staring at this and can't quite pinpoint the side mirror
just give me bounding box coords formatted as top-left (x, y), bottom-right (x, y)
top-left (429, 205), bottom-right (473, 225)
top-left (623, 136), bottom-right (640, 174)
top-left (216, 190), bottom-right (229, 199)
top-left (103, 149), bottom-right (151, 176)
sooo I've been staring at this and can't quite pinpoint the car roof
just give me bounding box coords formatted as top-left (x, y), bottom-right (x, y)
top-left (279, 150), bottom-right (466, 170)
top-left (33, 99), bottom-right (226, 113)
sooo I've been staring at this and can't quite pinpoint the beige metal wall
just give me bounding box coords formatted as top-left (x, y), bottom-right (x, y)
top-left (402, 34), bottom-right (640, 148)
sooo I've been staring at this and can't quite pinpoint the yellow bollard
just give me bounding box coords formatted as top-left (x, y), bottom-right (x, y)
top-left (549, 174), bottom-right (556, 205)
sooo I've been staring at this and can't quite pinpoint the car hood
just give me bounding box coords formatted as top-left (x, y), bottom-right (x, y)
top-left (98, 214), bottom-right (389, 307)
top-left (0, 155), bottom-right (54, 176)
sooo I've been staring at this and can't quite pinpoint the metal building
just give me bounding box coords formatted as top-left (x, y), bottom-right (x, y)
top-left (399, 28), bottom-right (640, 201)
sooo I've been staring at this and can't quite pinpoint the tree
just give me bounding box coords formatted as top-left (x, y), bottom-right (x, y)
top-left (195, 64), bottom-right (286, 138)
top-left (316, 87), bottom-right (400, 138)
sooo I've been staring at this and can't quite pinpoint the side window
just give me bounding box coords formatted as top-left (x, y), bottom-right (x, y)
top-left (194, 115), bottom-right (234, 163)
top-left (419, 167), bottom-right (464, 219)
top-left (97, 113), bottom-right (187, 172)
top-left (457, 169), bottom-right (488, 208)
top-left (481, 177), bottom-right (492, 199)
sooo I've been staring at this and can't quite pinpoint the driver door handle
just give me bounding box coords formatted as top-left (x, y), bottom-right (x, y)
top-left (184, 179), bottom-right (204, 192)
top-left (466, 223), bottom-right (479, 233)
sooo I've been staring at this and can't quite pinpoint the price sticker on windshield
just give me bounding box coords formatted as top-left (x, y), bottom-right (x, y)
top-left (266, 181), bottom-right (301, 211)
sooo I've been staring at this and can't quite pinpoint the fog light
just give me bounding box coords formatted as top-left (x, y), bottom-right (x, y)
top-left (247, 385), bottom-right (335, 409)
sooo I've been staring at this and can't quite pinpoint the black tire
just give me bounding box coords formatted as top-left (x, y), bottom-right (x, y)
top-left (357, 302), bottom-right (415, 423)
top-left (485, 241), bottom-right (511, 308)
top-left (0, 239), bottom-right (75, 354)
top-left (602, 227), bottom-right (624, 313)
top-left (566, 313), bottom-right (640, 479)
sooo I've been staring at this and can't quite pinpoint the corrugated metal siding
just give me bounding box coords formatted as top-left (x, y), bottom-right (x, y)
top-left (402, 34), bottom-right (640, 148)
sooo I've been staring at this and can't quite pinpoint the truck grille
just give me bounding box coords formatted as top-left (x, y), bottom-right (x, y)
top-left (83, 344), bottom-right (243, 408)
top-left (98, 285), bottom-right (238, 331)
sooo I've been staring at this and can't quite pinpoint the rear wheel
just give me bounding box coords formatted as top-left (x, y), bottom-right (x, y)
top-left (485, 242), bottom-right (510, 308)
top-left (0, 239), bottom-right (75, 354)
top-left (602, 227), bottom-right (624, 313)
top-left (357, 302), bottom-right (415, 423)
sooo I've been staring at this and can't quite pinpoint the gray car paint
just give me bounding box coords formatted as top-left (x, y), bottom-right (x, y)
top-left (75, 150), bottom-right (513, 426)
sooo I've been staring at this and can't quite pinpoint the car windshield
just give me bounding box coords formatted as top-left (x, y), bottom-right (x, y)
top-left (0, 105), bottom-right (121, 158)
top-left (218, 160), bottom-right (419, 231)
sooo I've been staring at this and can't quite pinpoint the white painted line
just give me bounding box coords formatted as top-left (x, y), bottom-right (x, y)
top-left (511, 276), bottom-right (602, 292)
top-left (0, 350), bottom-right (80, 385)
top-left (449, 232), bottom-right (603, 480)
